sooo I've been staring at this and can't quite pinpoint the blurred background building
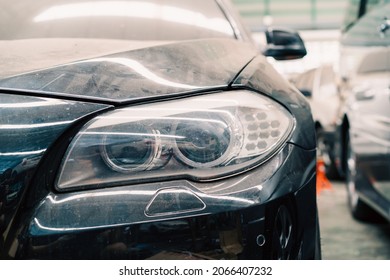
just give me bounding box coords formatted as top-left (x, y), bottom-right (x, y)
top-left (232, 0), bottom-right (349, 31)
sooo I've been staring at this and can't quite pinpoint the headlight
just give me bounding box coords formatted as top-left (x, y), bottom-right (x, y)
top-left (57, 90), bottom-right (294, 190)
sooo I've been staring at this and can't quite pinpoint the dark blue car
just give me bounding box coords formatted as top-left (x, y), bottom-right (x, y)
top-left (0, 0), bottom-right (319, 259)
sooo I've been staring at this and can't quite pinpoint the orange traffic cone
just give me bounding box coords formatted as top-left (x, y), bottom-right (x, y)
top-left (316, 158), bottom-right (332, 195)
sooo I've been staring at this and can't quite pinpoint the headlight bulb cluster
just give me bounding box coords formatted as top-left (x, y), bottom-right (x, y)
top-left (57, 90), bottom-right (294, 190)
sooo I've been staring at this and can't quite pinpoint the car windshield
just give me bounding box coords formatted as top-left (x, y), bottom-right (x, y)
top-left (0, 0), bottom-right (235, 41)
top-left (0, 0), bottom-right (238, 78)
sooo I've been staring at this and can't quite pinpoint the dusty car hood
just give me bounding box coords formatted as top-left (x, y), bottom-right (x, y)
top-left (0, 39), bottom-right (177, 78)
top-left (0, 38), bottom-right (257, 103)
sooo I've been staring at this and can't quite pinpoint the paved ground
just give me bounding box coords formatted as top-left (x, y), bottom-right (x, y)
top-left (317, 181), bottom-right (390, 260)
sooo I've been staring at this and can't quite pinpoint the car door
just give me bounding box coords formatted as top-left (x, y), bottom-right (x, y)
top-left (339, 2), bottom-right (390, 212)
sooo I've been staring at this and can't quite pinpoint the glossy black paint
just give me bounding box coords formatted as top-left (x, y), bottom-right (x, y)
top-left (18, 176), bottom-right (317, 260)
top-left (11, 143), bottom-right (317, 259)
top-left (0, 94), bottom-right (111, 253)
top-left (0, 51), bottom-right (318, 258)
top-left (263, 28), bottom-right (307, 60)
top-left (0, 0), bottom-right (318, 259)
top-left (0, 39), bottom-right (257, 103)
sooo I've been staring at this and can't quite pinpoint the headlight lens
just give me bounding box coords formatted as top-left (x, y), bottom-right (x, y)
top-left (57, 90), bottom-right (294, 190)
top-left (100, 123), bottom-right (167, 172)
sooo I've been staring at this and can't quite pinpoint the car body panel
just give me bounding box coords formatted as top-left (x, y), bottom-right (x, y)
top-left (30, 144), bottom-right (315, 236)
top-left (0, 38), bottom-right (315, 151)
top-left (12, 143), bottom-right (316, 259)
top-left (345, 75), bottom-right (390, 217)
top-left (1, 53), bottom-right (318, 258)
top-left (292, 64), bottom-right (339, 132)
top-left (0, 94), bottom-right (111, 251)
top-left (0, 56), bottom-right (318, 259)
top-left (289, 64), bottom-right (343, 179)
top-left (0, 0), bottom-right (319, 259)
top-left (335, 1), bottom-right (390, 221)
top-left (0, 39), bottom-right (257, 103)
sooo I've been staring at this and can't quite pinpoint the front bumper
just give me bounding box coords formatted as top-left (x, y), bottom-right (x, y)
top-left (9, 143), bottom-right (317, 259)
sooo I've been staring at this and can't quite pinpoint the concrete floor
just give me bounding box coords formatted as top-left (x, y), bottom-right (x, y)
top-left (317, 181), bottom-right (390, 260)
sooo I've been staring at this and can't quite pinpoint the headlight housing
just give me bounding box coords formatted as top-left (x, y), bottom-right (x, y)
top-left (57, 90), bottom-right (294, 190)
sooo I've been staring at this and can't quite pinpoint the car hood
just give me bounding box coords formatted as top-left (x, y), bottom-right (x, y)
top-left (0, 38), bottom-right (257, 103)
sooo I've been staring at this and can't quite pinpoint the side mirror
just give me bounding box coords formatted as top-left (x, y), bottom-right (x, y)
top-left (263, 28), bottom-right (307, 60)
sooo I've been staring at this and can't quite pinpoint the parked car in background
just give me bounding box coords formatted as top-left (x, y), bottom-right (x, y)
top-left (334, 0), bottom-right (390, 222)
top-left (0, 0), bottom-right (320, 259)
top-left (290, 64), bottom-right (340, 179)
